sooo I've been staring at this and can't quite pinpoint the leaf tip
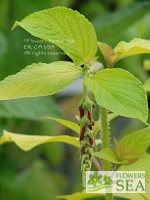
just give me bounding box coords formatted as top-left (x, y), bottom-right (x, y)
top-left (11, 21), bottom-right (19, 31)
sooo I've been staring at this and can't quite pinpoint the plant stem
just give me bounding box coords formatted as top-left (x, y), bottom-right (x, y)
top-left (100, 106), bottom-right (113, 200)
top-left (83, 84), bottom-right (88, 98)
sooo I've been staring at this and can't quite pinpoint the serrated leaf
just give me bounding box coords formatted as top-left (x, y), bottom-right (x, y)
top-left (12, 7), bottom-right (97, 66)
top-left (0, 61), bottom-right (82, 100)
top-left (144, 79), bottom-right (150, 92)
top-left (42, 116), bottom-right (80, 134)
top-left (84, 68), bottom-right (148, 122)
top-left (0, 130), bottom-right (79, 151)
top-left (98, 38), bottom-right (150, 68)
top-left (93, 148), bottom-right (126, 164)
top-left (114, 127), bottom-right (150, 163)
top-left (0, 97), bottom-right (62, 121)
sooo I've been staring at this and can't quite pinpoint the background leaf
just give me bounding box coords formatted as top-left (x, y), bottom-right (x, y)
top-left (84, 68), bottom-right (148, 122)
top-left (0, 61), bottom-right (82, 100)
top-left (0, 97), bottom-right (62, 121)
top-left (144, 79), bottom-right (150, 92)
top-left (0, 130), bottom-right (79, 150)
top-left (93, 1), bottom-right (150, 41)
top-left (12, 7), bottom-right (97, 66)
top-left (0, 31), bottom-right (7, 59)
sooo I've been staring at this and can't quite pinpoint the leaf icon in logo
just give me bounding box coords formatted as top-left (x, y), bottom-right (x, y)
top-left (103, 175), bottom-right (112, 185)
top-left (88, 171), bottom-right (102, 187)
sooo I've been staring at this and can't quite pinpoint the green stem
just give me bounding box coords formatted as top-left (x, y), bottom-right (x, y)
top-left (100, 107), bottom-right (113, 200)
top-left (83, 84), bottom-right (88, 98)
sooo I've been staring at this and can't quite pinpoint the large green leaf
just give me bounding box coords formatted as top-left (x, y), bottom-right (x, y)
top-left (93, 148), bottom-right (127, 165)
top-left (98, 38), bottom-right (150, 68)
top-left (0, 130), bottom-right (79, 151)
top-left (0, 61), bottom-right (82, 100)
top-left (144, 79), bottom-right (150, 92)
top-left (114, 127), bottom-right (150, 163)
top-left (93, 1), bottom-right (150, 40)
top-left (12, 7), bottom-right (97, 66)
top-left (0, 97), bottom-right (62, 121)
top-left (42, 116), bottom-right (80, 134)
top-left (84, 68), bottom-right (148, 122)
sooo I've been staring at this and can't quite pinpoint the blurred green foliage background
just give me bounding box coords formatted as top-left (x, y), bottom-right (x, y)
top-left (0, 0), bottom-right (150, 199)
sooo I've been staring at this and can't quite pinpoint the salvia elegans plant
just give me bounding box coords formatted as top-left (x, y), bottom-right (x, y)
top-left (0, 7), bottom-right (150, 200)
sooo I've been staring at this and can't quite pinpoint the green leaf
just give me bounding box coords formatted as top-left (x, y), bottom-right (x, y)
top-left (84, 68), bottom-right (148, 122)
top-left (0, 130), bottom-right (79, 151)
top-left (0, 97), bottom-right (62, 121)
top-left (42, 116), bottom-right (80, 134)
top-left (93, 148), bottom-right (127, 164)
top-left (98, 38), bottom-right (150, 68)
top-left (97, 42), bottom-right (114, 68)
top-left (93, 1), bottom-right (150, 40)
top-left (114, 127), bottom-right (150, 163)
top-left (12, 7), bottom-right (97, 66)
top-left (144, 79), bottom-right (150, 92)
top-left (0, 61), bottom-right (82, 100)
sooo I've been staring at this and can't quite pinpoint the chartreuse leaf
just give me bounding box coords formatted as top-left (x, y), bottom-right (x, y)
top-left (98, 38), bottom-right (150, 68)
top-left (84, 68), bottom-right (148, 122)
top-left (93, 148), bottom-right (127, 164)
top-left (144, 79), bottom-right (150, 92)
top-left (42, 116), bottom-right (80, 134)
top-left (0, 61), bottom-right (82, 100)
top-left (114, 127), bottom-right (150, 163)
top-left (0, 130), bottom-right (79, 150)
top-left (43, 113), bottom-right (118, 136)
top-left (12, 7), bottom-right (97, 66)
